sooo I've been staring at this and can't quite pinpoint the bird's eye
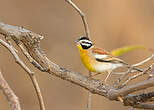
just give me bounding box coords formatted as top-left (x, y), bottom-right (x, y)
top-left (80, 42), bottom-right (92, 49)
top-left (82, 41), bottom-right (87, 44)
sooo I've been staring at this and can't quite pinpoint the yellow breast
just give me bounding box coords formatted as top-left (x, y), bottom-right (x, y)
top-left (79, 48), bottom-right (97, 72)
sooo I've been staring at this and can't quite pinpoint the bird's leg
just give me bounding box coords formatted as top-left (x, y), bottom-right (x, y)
top-left (104, 70), bottom-right (112, 83)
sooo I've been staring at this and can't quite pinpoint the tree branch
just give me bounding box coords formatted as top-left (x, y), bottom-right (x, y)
top-left (0, 71), bottom-right (21, 110)
top-left (123, 92), bottom-right (154, 109)
top-left (0, 38), bottom-right (46, 110)
top-left (124, 92), bottom-right (154, 104)
top-left (108, 77), bottom-right (154, 100)
top-left (65, 0), bottom-right (90, 38)
top-left (0, 22), bottom-right (154, 109)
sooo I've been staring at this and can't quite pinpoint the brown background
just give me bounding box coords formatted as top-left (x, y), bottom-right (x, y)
top-left (0, 0), bottom-right (154, 110)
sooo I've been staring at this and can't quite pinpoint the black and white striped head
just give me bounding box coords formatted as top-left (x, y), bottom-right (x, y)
top-left (76, 36), bottom-right (93, 49)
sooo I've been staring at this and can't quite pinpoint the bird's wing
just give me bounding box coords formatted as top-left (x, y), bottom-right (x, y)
top-left (92, 48), bottom-right (113, 59)
top-left (92, 48), bottom-right (127, 64)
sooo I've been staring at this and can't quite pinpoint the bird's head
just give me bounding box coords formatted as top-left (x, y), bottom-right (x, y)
top-left (76, 36), bottom-right (93, 50)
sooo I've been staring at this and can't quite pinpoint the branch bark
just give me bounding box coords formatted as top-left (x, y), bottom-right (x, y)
top-left (124, 92), bottom-right (154, 109)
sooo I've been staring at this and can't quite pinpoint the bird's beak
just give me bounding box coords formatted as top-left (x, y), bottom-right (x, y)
top-left (75, 39), bottom-right (79, 43)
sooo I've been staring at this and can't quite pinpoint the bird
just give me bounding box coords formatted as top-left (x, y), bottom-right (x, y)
top-left (76, 36), bottom-right (142, 83)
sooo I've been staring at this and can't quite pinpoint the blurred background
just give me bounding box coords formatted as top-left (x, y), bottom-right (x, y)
top-left (0, 0), bottom-right (154, 110)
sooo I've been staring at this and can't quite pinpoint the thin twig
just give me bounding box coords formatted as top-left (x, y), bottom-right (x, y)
top-left (113, 69), bottom-right (141, 87)
top-left (114, 55), bottom-right (154, 87)
top-left (65, 0), bottom-right (90, 38)
top-left (113, 68), bottom-right (141, 88)
top-left (0, 39), bottom-right (46, 110)
top-left (0, 71), bottom-right (21, 110)
top-left (118, 67), bottom-right (151, 89)
top-left (113, 69), bottom-right (132, 87)
top-left (133, 54), bottom-right (154, 67)
top-left (29, 74), bottom-right (45, 110)
top-left (149, 63), bottom-right (154, 78)
top-left (86, 71), bottom-right (92, 110)
top-left (86, 91), bottom-right (91, 110)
